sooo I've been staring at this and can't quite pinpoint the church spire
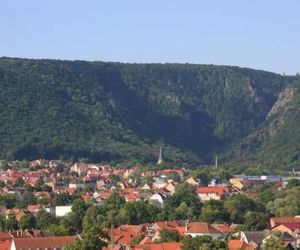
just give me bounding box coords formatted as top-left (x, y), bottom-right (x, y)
top-left (157, 145), bottom-right (163, 165)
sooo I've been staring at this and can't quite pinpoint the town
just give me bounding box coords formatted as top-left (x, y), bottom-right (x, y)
top-left (0, 158), bottom-right (299, 250)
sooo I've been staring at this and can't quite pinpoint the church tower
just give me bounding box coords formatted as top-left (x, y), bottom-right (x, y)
top-left (157, 145), bottom-right (163, 165)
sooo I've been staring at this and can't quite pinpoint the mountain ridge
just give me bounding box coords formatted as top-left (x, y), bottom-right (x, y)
top-left (0, 57), bottom-right (299, 167)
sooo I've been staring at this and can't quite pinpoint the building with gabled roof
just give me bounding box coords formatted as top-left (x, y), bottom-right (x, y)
top-left (11, 235), bottom-right (76, 250)
top-left (152, 220), bottom-right (186, 232)
top-left (110, 224), bottom-right (145, 247)
top-left (212, 224), bottom-right (236, 235)
top-left (270, 216), bottom-right (300, 228)
top-left (151, 221), bottom-right (186, 242)
top-left (240, 231), bottom-right (267, 248)
top-left (272, 222), bottom-right (300, 235)
top-left (196, 186), bottom-right (230, 202)
top-left (184, 222), bottom-right (223, 239)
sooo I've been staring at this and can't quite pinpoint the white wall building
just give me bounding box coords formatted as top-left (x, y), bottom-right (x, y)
top-left (55, 205), bottom-right (72, 217)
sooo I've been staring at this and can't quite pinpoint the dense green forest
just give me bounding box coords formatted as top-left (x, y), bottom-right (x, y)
top-left (0, 57), bottom-right (299, 167)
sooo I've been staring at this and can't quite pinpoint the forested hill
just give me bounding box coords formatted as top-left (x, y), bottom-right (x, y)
top-left (0, 57), bottom-right (299, 167)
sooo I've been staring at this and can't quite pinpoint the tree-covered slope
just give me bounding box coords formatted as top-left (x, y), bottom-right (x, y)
top-left (0, 57), bottom-right (297, 165)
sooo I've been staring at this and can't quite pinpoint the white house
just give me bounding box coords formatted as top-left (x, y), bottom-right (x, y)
top-left (149, 193), bottom-right (167, 208)
top-left (196, 186), bottom-right (229, 202)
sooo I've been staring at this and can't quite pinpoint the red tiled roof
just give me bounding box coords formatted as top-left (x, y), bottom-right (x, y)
top-left (270, 217), bottom-right (300, 228)
top-left (155, 221), bottom-right (182, 230)
top-left (113, 225), bottom-right (144, 237)
top-left (0, 239), bottom-right (11, 250)
top-left (99, 191), bottom-right (111, 199)
top-left (196, 186), bottom-right (229, 196)
top-left (212, 224), bottom-right (235, 234)
top-left (13, 235), bottom-right (76, 250)
top-left (0, 232), bottom-right (13, 241)
top-left (82, 193), bottom-right (92, 202)
top-left (27, 205), bottom-right (41, 214)
top-left (115, 234), bottom-right (132, 245)
top-left (66, 187), bottom-right (76, 195)
top-left (112, 224), bottom-right (145, 245)
top-left (124, 193), bottom-right (139, 201)
top-left (228, 240), bottom-right (255, 250)
top-left (121, 188), bottom-right (140, 201)
top-left (185, 222), bottom-right (221, 234)
top-left (135, 242), bottom-right (181, 250)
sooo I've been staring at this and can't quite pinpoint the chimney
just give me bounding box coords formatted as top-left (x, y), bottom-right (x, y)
top-left (185, 220), bottom-right (190, 232)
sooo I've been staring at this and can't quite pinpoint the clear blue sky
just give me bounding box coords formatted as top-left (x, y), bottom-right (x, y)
top-left (1, 0), bottom-right (299, 74)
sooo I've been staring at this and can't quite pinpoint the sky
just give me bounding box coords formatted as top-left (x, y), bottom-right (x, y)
top-left (1, 0), bottom-right (300, 75)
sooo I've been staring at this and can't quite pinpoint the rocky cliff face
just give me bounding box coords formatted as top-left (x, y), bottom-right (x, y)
top-left (267, 88), bottom-right (296, 119)
top-left (262, 87), bottom-right (297, 139)
top-left (235, 86), bottom-right (298, 160)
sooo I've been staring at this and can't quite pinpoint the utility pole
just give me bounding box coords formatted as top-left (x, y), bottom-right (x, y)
top-left (110, 223), bottom-right (114, 250)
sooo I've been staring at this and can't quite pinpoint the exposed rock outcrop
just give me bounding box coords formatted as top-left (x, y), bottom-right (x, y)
top-left (235, 87), bottom-right (297, 159)
top-left (267, 88), bottom-right (296, 119)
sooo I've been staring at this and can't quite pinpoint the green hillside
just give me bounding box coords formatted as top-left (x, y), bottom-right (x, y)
top-left (0, 57), bottom-right (298, 166)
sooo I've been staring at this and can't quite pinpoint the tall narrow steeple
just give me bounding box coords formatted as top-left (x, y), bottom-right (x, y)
top-left (215, 155), bottom-right (218, 167)
top-left (157, 145), bottom-right (163, 165)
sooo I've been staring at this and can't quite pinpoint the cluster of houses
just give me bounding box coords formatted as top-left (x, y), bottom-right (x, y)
top-left (0, 159), bottom-right (291, 221)
top-left (101, 216), bottom-right (300, 250)
top-left (0, 160), bottom-right (286, 206)
top-left (0, 159), bottom-right (299, 249)
top-left (0, 216), bottom-right (300, 249)
top-left (1, 160), bottom-right (235, 214)
top-left (103, 220), bottom-right (236, 250)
